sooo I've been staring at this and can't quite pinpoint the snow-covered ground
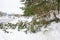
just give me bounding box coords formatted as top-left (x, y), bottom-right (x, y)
top-left (0, 12), bottom-right (60, 40)
top-left (0, 22), bottom-right (60, 40)
top-left (0, 16), bottom-right (33, 24)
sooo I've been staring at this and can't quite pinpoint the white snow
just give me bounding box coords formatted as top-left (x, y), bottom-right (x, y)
top-left (0, 22), bottom-right (60, 40)
top-left (0, 11), bottom-right (60, 40)
top-left (0, 0), bottom-right (60, 40)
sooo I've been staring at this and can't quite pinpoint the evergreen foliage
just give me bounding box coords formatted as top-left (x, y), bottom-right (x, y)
top-left (19, 0), bottom-right (60, 33)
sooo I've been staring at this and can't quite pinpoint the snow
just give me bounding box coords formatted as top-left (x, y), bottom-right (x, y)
top-left (0, 11), bottom-right (60, 40)
top-left (0, 0), bottom-right (60, 40)
top-left (0, 16), bottom-right (32, 24)
top-left (0, 16), bottom-right (14, 23)
top-left (0, 29), bottom-right (47, 40)
top-left (0, 22), bottom-right (60, 40)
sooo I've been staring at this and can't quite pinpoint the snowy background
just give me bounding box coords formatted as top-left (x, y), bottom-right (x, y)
top-left (0, 0), bottom-right (60, 40)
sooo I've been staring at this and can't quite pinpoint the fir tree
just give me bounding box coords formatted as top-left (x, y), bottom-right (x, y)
top-left (20, 0), bottom-right (60, 33)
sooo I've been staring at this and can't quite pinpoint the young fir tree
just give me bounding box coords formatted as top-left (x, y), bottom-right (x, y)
top-left (20, 0), bottom-right (60, 33)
